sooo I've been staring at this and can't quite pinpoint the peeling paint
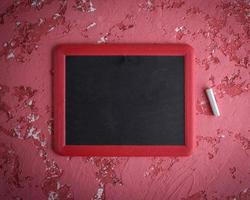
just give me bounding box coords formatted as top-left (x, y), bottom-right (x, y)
top-left (0, 0), bottom-right (249, 199)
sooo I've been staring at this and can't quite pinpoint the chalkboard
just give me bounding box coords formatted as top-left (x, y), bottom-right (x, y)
top-left (53, 44), bottom-right (194, 156)
top-left (66, 56), bottom-right (184, 145)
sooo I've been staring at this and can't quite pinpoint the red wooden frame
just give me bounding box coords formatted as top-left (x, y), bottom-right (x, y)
top-left (53, 44), bottom-right (195, 156)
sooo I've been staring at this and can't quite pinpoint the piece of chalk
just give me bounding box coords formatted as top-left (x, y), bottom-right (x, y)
top-left (206, 88), bottom-right (220, 116)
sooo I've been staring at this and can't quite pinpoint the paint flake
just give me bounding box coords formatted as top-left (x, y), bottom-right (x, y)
top-left (196, 135), bottom-right (222, 159)
top-left (48, 26), bottom-right (55, 32)
top-left (216, 71), bottom-right (250, 98)
top-left (96, 14), bottom-right (135, 43)
top-left (26, 99), bottom-right (33, 106)
top-left (234, 133), bottom-right (250, 150)
top-left (0, 84), bottom-right (73, 199)
top-left (0, 143), bottom-right (22, 189)
top-left (97, 34), bottom-right (108, 43)
top-left (229, 167), bottom-right (237, 179)
top-left (0, 0), bottom-right (68, 62)
top-left (93, 183), bottom-right (105, 200)
top-left (13, 125), bottom-right (23, 139)
top-left (175, 26), bottom-right (190, 40)
top-left (6, 52), bottom-right (15, 59)
top-left (47, 119), bottom-right (53, 134)
top-left (14, 86), bottom-right (37, 102)
top-left (27, 113), bottom-right (39, 123)
top-left (86, 22), bottom-right (96, 30)
top-left (74, 0), bottom-right (96, 13)
top-left (48, 191), bottom-right (58, 200)
top-left (53, 13), bottom-right (61, 20)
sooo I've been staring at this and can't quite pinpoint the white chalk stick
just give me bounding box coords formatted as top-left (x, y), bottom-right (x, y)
top-left (206, 88), bottom-right (220, 116)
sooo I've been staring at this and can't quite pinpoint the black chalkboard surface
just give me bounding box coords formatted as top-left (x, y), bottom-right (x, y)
top-left (66, 56), bottom-right (184, 145)
top-left (53, 44), bottom-right (194, 156)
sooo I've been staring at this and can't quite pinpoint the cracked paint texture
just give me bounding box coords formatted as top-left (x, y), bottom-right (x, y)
top-left (0, 0), bottom-right (250, 199)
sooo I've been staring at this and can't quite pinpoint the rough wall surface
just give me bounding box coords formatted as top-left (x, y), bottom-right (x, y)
top-left (0, 0), bottom-right (249, 199)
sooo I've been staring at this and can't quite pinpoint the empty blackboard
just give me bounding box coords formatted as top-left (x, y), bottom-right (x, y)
top-left (54, 44), bottom-right (194, 156)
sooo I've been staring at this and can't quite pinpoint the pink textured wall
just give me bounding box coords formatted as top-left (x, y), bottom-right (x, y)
top-left (0, 0), bottom-right (249, 199)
